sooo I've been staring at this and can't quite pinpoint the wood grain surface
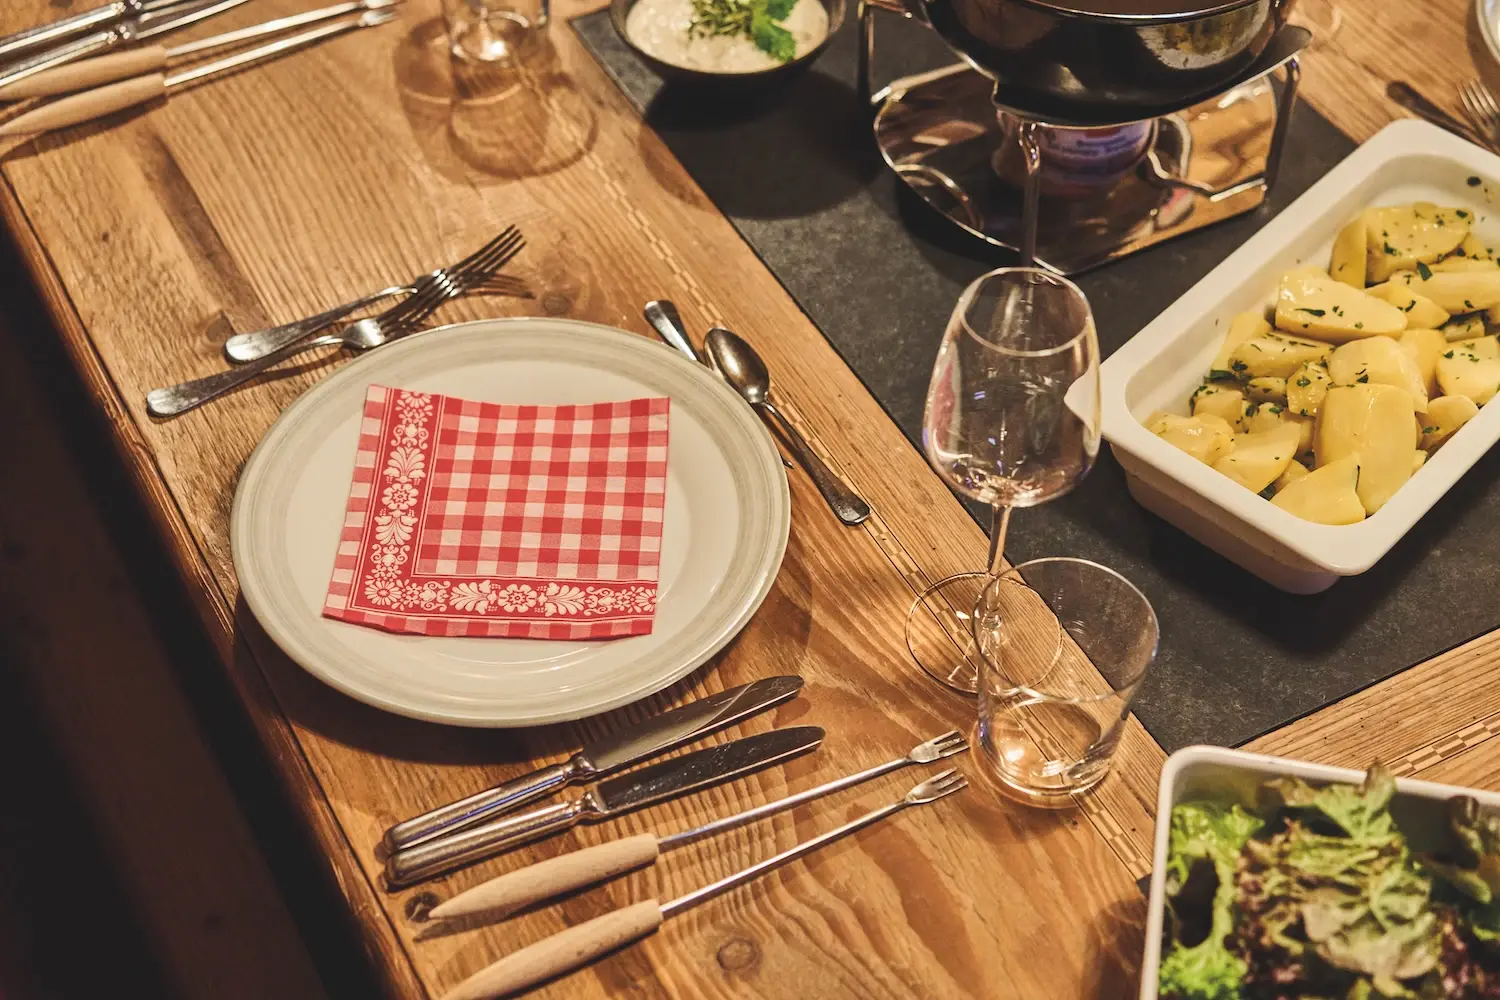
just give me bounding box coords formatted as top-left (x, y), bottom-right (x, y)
top-left (1, 0), bottom-right (1495, 996)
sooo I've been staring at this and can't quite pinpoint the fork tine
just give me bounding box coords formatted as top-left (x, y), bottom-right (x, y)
top-left (454, 235), bottom-right (526, 287)
top-left (454, 229), bottom-right (524, 276)
top-left (447, 225), bottom-right (520, 275)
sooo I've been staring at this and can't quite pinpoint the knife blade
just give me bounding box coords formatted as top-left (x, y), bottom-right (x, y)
top-left (382, 676), bottom-right (804, 852)
top-left (385, 726), bottom-right (824, 887)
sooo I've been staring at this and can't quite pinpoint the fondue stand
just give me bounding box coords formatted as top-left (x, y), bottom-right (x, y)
top-left (857, 5), bottom-right (1312, 274)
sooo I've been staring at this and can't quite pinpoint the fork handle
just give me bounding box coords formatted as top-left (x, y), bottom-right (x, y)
top-left (145, 331), bottom-right (343, 417)
top-left (223, 284), bottom-right (409, 362)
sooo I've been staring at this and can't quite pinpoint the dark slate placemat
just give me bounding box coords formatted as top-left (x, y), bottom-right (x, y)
top-left (572, 12), bottom-right (1500, 752)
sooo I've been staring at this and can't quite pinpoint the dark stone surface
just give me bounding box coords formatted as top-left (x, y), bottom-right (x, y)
top-left (572, 12), bottom-right (1500, 751)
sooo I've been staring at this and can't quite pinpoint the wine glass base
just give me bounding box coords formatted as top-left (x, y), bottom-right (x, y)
top-left (904, 570), bottom-right (992, 694)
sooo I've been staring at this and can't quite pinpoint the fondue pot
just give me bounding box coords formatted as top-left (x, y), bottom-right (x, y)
top-left (867, 0), bottom-right (1298, 123)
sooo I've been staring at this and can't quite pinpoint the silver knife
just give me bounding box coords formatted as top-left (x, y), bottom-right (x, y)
top-left (0, 0), bottom-right (251, 93)
top-left (382, 676), bottom-right (804, 852)
top-left (385, 726), bottom-right (824, 887)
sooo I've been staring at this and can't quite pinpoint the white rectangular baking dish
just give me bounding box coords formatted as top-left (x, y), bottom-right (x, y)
top-left (1100, 119), bottom-right (1500, 593)
top-left (1139, 744), bottom-right (1500, 999)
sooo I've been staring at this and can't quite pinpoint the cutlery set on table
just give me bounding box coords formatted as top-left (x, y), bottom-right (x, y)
top-left (378, 677), bottom-right (968, 1000)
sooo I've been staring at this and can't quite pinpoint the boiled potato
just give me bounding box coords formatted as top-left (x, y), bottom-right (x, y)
top-left (1245, 402), bottom-right (1286, 434)
top-left (1270, 455), bottom-right (1366, 525)
top-left (1436, 347), bottom-right (1500, 405)
top-left (1367, 203), bottom-right (1470, 282)
top-left (1413, 450), bottom-right (1427, 473)
top-left (1191, 383), bottom-right (1247, 430)
top-left (1149, 413), bottom-right (1235, 465)
top-left (1275, 266), bottom-right (1407, 341)
top-left (1210, 310), bottom-right (1272, 374)
top-left (1316, 383), bottom-right (1416, 514)
top-left (1274, 459), bottom-right (1310, 493)
top-left (1330, 213), bottom-right (1368, 288)
top-left (1213, 423), bottom-right (1301, 494)
top-left (1421, 394), bottom-right (1480, 449)
top-left (1399, 328), bottom-right (1447, 396)
top-left (1389, 268), bottom-right (1500, 313)
top-left (1230, 331), bottom-right (1333, 380)
top-left (1429, 257), bottom-right (1499, 273)
top-left (1442, 314), bottom-right (1487, 341)
top-left (1327, 337), bottom-right (1428, 412)
top-left (1366, 281), bottom-right (1450, 329)
top-left (1246, 376), bottom-right (1287, 403)
top-left (1453, 335), bottom-right (1500, 359)
top-left (1461, 230), bottom-right (1493, 260)
top-left (1287, 361), bottom-right (1334, 418)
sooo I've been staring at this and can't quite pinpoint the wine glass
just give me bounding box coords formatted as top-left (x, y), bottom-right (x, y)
top-left (904, 266), bottom-right (1101, 693)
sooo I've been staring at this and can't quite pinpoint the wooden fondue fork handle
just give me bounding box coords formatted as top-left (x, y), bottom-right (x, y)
top-left (0, 45), bottom-right (166, 100)
top-left (0, 73), bottom-right (164, 135)
top-left (429, 835), bottom-right (661, 922)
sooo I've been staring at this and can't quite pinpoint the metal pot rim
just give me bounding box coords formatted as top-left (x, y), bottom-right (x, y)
top-left (1009, 0), bottom-right (1264, 23)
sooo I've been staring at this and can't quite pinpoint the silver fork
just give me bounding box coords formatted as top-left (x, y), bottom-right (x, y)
top-left (146, 239), bottom-right (523, 417)
top-left (1460, 78), bottom-right (1500, 144)
top-left (223, 227), bottom-right (525, 362)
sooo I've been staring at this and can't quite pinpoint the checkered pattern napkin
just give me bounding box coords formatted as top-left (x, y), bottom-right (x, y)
top-left (323, 385), bottom-right (670, 639)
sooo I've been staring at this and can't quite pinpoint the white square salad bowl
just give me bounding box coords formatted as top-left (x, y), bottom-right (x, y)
top-left (1139, 744), bottom-right (1500, 998)
top-left (1100, 119), bottom-right (1500, 593)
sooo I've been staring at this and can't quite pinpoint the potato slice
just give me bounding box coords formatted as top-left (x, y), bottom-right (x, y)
top-left (1390, 268), bottom-right (1500, 313)
top-left (1270, 455), bottom-right (1366, 525)
top-left (1327, 336), bottom-right (1428, 412)
top-left (1330, 213), bottom-right (1368, 288)
top-left (1421, 394), bottom-right (1480, 450)
top-left (1148, 413), bottom-right (1235, 465)
top-left (1230, 331), bottom-right (1334, 380)
top-left (1209, 310), bottom-right (1272, 375)
top-left (1274, 459), bottom-right (1310, 493)
top-left (1190, 383), bottom-right (1247, 430)
top-left (1399, 328), bottom-right (1447, 397)
top-left (1366, 281), bottom-right (1450, 329)
top-left (1316, 384), bottom-right (1416, 514)
top-left (1461, 230), bottom-right (1493, 260)
top-left (1430, 257), bottom-right (1499, 273)
top-left (1453, 335), bottom-right (1500, 359)
top-left (1213, 423), bottom-right (1301, 494)
top-left (1436, 347), bottom-right (1500, 405)
top-left (1287, 361), bottom-right (1334, 418)
top-left (1245, 402), bottom-right (1285, 434)
top-left (1246, 376), bottom-right (1287, 403)
top-left (1275, 267), bottom-right (1407, 341)
top-left (1412, 450), bottom-right (1427, 473)
top-left (1442, 314), bottom-right (1487, 341)
top-left (1366, 203), bottom-right (1470, 282)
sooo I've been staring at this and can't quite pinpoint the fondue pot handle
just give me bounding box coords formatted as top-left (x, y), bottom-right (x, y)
top-left (1269, 0), bottom-right (1296, 27)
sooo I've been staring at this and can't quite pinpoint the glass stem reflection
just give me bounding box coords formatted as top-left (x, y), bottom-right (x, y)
top-left (986, 505), bottom-right (1012, 577)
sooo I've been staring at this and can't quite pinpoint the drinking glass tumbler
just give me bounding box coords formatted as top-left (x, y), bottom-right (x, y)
top-left (974, 558), bottom-right (1157, 806)
top-left (443, 0), bottom-right (548, 64)
top-left (905, 267), bottom-right (1101, 693)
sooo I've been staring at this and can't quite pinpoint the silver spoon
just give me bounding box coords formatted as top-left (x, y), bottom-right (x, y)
top-left (706, 327), bottom-right (870, 526)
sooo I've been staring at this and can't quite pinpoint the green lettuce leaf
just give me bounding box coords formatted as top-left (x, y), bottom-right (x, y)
top-left (1157, 932), bottom-right (1248, 1000)
top-left (1165, 802), bottom-right (1264, 891)
top-left (1160, 803), bottom-right (1261, 999)
top-left (1260, 764), bottom-right (1397, 841)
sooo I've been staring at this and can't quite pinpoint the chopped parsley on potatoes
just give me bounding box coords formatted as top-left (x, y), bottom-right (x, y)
top-left (1146, 201), bottom-right (1495, 525)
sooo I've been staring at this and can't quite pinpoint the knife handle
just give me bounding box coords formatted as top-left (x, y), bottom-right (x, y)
top-left (383, 761), bottom-right (577, 853)
top-left (0, 2), bottom-right (129, 65)
top-left (0, 72), bottom-right (164, 137)
top-left (386, 798), bottom-right (588, 888)
top-left (440, 901), bottom-right (665, 1000)
top-left (429, 834), bottom-right (661, 922)
top-left (0, 44), bottom-right (166, 99)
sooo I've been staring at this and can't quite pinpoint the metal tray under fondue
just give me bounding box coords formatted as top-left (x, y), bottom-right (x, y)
top-left (872, 46), bottom-right (1304, 273)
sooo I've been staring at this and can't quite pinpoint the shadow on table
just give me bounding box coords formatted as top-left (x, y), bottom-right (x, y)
top-left (392, 18), bottom-right (598, 185)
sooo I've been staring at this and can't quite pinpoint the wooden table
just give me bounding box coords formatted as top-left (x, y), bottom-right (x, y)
top-left (4, 0), bottom-right (1499, 996)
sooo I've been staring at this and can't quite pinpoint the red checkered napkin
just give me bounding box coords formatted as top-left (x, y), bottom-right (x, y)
top-left (323, 385), bottom-right (670, 639)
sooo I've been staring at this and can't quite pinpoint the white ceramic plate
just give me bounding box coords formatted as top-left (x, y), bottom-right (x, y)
top-left (1480, 0), bottom-right (1500, 67)
top-left (232, 318), bottom-right (790, 727)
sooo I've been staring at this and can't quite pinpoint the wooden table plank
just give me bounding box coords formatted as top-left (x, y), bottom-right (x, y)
top-left (0, 1), bottom-right (1162, 996)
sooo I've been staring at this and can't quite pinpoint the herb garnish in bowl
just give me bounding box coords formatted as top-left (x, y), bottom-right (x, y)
top-left (688, 0), bottom-right (798, 61)
top-left (1159, 765), bottom-right (1500, 998)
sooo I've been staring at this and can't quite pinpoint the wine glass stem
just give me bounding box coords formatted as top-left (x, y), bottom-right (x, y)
top-left (986, 505), bottom-right (1012, 577)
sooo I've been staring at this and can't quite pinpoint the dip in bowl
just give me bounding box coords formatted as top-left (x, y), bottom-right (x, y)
top-left (611, 0), bottom-right (844, 87)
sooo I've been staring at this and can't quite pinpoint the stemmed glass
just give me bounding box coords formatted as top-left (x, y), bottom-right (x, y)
top-left (904, 266), bottom-right (1101, 693)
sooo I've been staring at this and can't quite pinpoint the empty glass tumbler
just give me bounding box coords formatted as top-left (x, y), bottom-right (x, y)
top-left (443, 0), bottom-right (548, 64)
top-left (974, 558), bottom-right (1158, 806)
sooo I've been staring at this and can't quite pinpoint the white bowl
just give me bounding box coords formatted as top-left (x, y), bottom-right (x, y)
top-left (1100, 119), bottom-right (1500, 593)
top-left (1139, 745), bottom-right (1500, 999)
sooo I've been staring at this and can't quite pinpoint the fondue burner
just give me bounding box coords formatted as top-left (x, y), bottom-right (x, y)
top-left (858, 7), bottom-right (1311, 274)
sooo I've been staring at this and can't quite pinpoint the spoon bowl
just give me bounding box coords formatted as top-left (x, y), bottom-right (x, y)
top-left (705, 327), bottom-right (772, 406)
